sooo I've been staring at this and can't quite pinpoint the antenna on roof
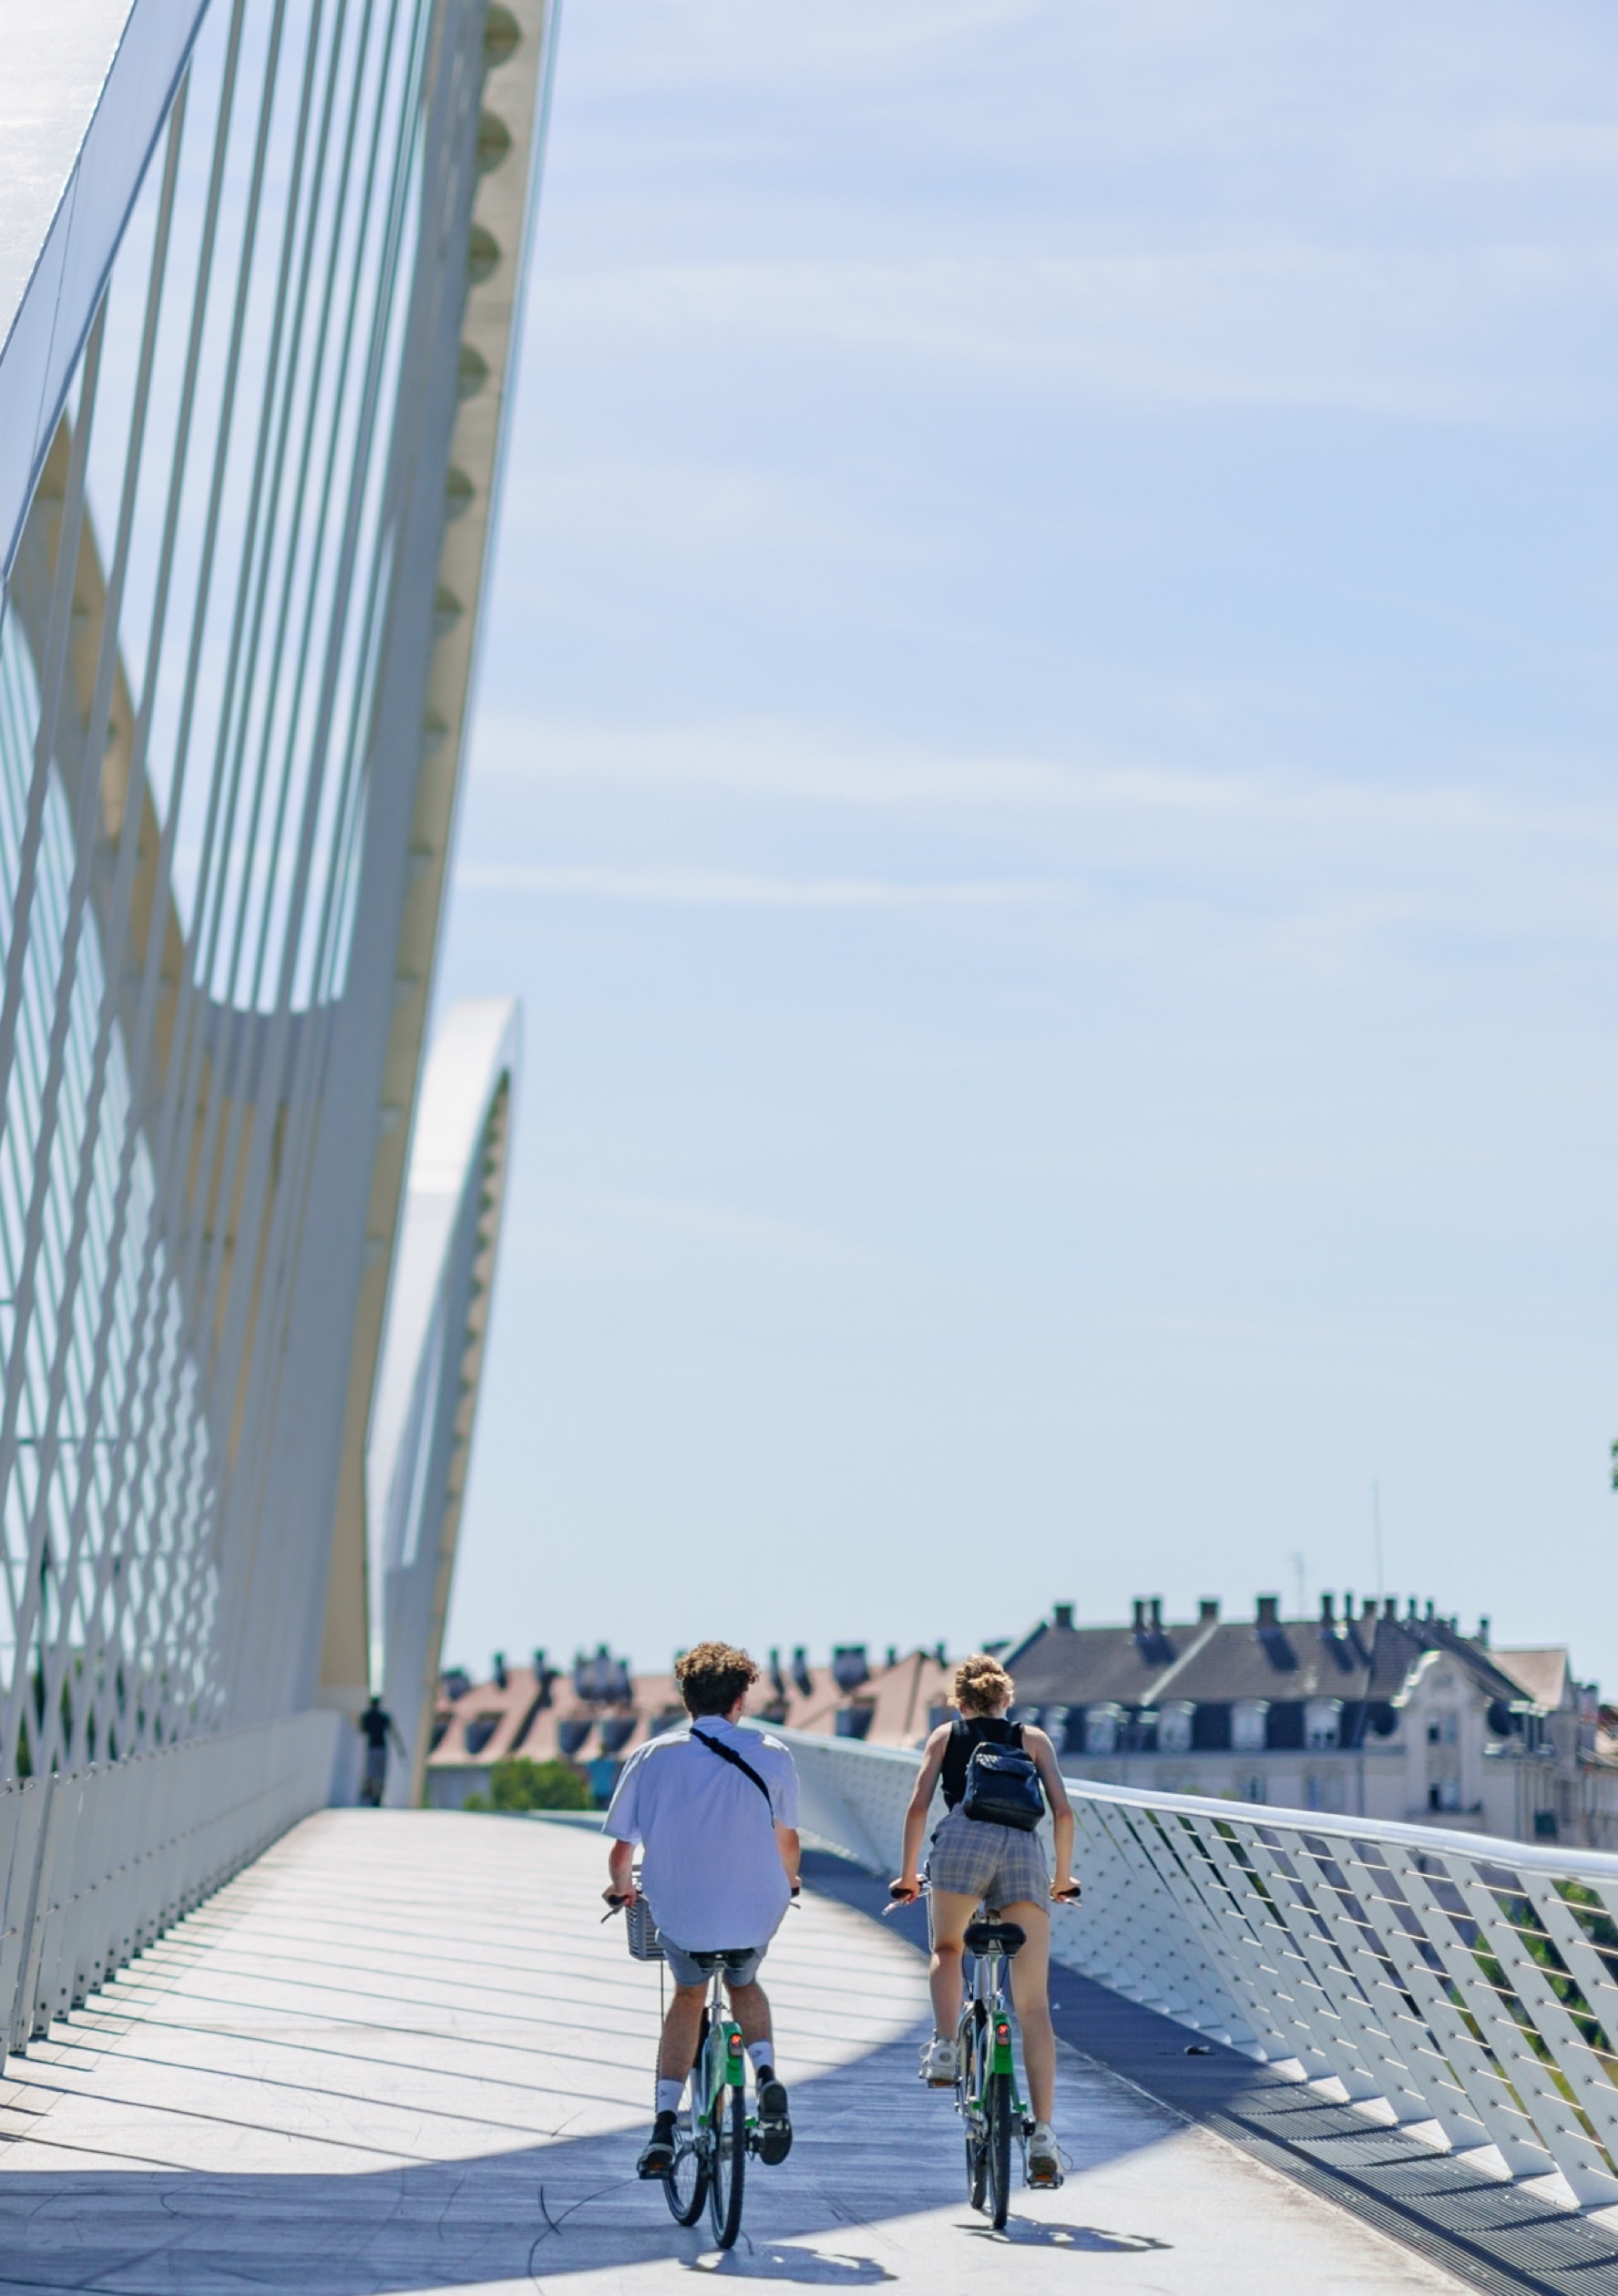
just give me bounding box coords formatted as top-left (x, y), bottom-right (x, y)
top-left (1372, 1479), bottom-right (1384, 1605)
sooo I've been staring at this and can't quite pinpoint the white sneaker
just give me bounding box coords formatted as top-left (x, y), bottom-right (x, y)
top-left (918, 2035), bottom-right (958, 2086)
top-left (1027, 2121), bottom-right (1063, 2188)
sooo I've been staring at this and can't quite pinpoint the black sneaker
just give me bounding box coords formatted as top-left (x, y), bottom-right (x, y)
top-left (637, 2110), bottom-right (679, 2178)
top-left (755, 2076), bottom-right (792, 2165)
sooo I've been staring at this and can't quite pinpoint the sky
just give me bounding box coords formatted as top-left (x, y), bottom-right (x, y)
top-left (435, 0), bottom-right (1618, 1692)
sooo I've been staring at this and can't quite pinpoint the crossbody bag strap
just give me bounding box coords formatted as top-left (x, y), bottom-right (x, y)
top-left (691, 1728), bottom-right (775, 1811)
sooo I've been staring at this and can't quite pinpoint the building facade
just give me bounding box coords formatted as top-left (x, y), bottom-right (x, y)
top-left (1003, 1597), bottom-right (1618, 1849)
top-left (424, 1607), bottom-right (1618, 1849)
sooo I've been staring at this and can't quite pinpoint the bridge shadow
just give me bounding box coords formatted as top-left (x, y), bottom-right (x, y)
top-left (0, 2022), bottom-right (1182, 2292)
top-left (0, 1853), bottom-right (1198, 2292)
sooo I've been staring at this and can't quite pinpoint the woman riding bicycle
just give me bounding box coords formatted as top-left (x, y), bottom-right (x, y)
top-left (890, 1654), bottom-right (1078, 2189)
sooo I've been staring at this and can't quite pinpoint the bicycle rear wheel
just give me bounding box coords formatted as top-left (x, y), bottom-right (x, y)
top-left (983, 2070), bottom-right (1013, 2230)
top-left (663, 2108), bottom-right (707, 2225)
top-left (958, 2004), bottom-right (987, 2212)
top-left (706, 2082), bottom-right (746, 2249)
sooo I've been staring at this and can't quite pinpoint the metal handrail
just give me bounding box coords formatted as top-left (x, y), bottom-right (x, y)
top-left (767, 1722), bottom-right (1618, 2217)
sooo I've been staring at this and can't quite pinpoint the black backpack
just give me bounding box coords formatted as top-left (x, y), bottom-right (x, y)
top-left (959, 1726), bottom-right (1046, 1831)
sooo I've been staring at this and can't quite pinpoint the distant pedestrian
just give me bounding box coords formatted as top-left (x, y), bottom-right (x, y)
top-left (358, 1696), bottom-right (405, 1807)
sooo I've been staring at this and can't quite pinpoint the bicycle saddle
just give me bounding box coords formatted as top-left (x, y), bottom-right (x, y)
top-left (964, 1920), bottom-right (1026, 1959)
top-left (685, 1947), bottom-right (757, 1973)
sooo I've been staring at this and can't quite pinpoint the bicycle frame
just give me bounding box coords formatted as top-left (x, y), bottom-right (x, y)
top-left (962, 1943), bottom-right (1027, 2124)
top-left (695, 1970), bottom-right (748, 2126)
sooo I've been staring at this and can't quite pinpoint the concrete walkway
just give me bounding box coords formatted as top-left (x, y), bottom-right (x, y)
top-left (0, 1810), bottom-right (1467, 2293)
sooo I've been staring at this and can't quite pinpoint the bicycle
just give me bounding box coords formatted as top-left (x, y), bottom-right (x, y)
top-left (955, 1917), bottom-right (1029, 2230)
top-left (605, 1887), bottom-right (768, 2251)
top-left (660, 1945), bottom-right (754, 2248)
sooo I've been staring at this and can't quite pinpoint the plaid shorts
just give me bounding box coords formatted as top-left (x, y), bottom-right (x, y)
top-left (926, 1806), bottom-right (1050, 1910)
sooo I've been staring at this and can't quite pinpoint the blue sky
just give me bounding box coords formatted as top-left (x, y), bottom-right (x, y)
top-left (435, 0), bottom-right (1618, 1689)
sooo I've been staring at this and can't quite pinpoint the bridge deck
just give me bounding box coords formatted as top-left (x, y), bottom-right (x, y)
top-left (0, 1810), bottom-right (1464, 2293)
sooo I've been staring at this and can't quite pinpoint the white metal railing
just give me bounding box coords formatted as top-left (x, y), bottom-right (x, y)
top-left (774, 1726), bottom-right (1618, 2218)
top-left (0, 1707), bottom-right (339, 2058)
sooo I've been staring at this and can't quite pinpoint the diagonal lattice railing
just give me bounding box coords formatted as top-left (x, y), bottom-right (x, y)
top-left (774, 1726), bottom-right (1618, 2219)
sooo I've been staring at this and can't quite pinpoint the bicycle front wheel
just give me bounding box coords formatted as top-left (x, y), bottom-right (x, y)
top-left (706, 2083), bottom-right (746, 2249)
top-left (664, 2109), bottom-right (707, 2226)
top-left (983, 2070), bottom-right (1013, 2230)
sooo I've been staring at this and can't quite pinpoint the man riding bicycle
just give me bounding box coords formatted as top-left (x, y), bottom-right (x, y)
top-left (604, 1642), bottom-right (800, 2179)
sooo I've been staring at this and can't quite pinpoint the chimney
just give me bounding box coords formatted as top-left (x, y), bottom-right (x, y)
top-left (1344, 1591), bottom-right (1354, 1619)
top-left (1383, 1597), bottom-right (1396, 1620)
top-left (1320, 1593), bottom-right (1336, 1625)
top-left (493, 1651), bottom-right (507, 1690)
top-left (1255, 1594), bottom-right (1280, 1629)
top-left (1052, 1603), bottom-right (1074, 1632)
top-left (1132, 1598), bottom-right (1146, 1633)
top-left (1149, 1597), bottom-right (1163, 1633)
top-left (886, 1645), bottom-right (898, 1668)
top-left (1424, 1599), bottom-right (1435, 1623)
top-left (935, 1641), bottom-right (947, 1666)
top-left (1407, 1596), bottom-right (1418, 1622)
top-left (1361, 1598), bottom-right (1376, 1621)
top-left (1477, 1616), bottom-right (1490, 1647)
top-left (1198, 1598), bottom-right (1219, 1625)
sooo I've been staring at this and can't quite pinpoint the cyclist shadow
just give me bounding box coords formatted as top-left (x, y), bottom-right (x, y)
top-left (964, 2217), bottom-right (1171, 2252)
top-left (685, 2242), bottom-right (896, 2281)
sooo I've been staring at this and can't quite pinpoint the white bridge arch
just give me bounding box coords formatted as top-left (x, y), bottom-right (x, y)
top-left (0, 0), bottom-right (552, 2042)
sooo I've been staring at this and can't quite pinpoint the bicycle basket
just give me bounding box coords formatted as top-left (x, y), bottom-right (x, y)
top-left (626, 1896), bottom-right (664, 1963)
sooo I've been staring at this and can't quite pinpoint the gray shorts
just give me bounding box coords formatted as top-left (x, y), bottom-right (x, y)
top-left (661, 1939), bottom-right (767, 1990)
top-left (926, 1807), bottom-right (1050, 1911)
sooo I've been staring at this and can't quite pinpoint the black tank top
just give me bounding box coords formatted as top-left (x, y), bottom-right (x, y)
top-left (940, 1716), bottom-right (1024, 1810)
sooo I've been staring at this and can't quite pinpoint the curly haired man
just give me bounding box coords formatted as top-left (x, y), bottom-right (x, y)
top-left (604, 1641), bottom-right (800, 2179)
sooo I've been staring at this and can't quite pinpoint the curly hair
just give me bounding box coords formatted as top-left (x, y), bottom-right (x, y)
top-left (952, 1654), bottom-right (1014, 1717)
top-left (676, 1640), bottom-right (761, 1718)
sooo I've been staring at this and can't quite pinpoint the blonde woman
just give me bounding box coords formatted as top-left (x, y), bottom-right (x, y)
top-left (889, 1655), bottom-right (1078, 2189)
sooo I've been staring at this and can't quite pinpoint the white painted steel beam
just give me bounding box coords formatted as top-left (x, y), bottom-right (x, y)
top-left (368, 996), bottom-right (518, 1804)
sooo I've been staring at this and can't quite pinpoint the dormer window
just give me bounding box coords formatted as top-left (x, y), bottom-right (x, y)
top-left (1157, 1702), bottom-right (1194, 1754)
top-left (1232, 1699), bottom-right (1269, 1751)
top-left (1085, 1704), bottom-right (1121, 1756)
top-left (1305, 1698), bottom-right (1342, 1750)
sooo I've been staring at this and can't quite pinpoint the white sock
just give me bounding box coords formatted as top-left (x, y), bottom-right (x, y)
top-left (655, 2077), bottom-right (683, 2116)
top-left (747, 2042), bottom-right (775, 2083)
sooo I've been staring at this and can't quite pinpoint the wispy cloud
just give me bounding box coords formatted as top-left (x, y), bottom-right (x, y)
top-left (469, 715), bottom-right (1618, 852)
top-left (455, 861), bottom-right (1060, 907)
top-left (537, 248), bottom-right (1614, 423)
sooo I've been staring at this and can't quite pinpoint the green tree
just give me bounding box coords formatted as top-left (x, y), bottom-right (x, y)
top-left (466, 1757), bottom-right (592, 1813)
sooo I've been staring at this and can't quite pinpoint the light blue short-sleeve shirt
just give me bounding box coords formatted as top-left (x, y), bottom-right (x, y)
top-left (605, 1716), bottom-right (799, 1952)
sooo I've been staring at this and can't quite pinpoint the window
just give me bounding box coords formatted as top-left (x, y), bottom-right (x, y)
top-left (1305, 1699), bottom-right (1342, 1751)
top-left (1428, 1779), bottom-right (1461, 1813)
top-left (1157, 1704), bottom-right (1193, 1754)
top-left (1426, 1711), bottom-right (1458, 1746)
top-left (1085, 1706), bottom-right (1120, 1756)
top-left (1232, 1701), bottom-right (1269, 1752)
top-left (1238, 1774), bottom-right (1267, 1804)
